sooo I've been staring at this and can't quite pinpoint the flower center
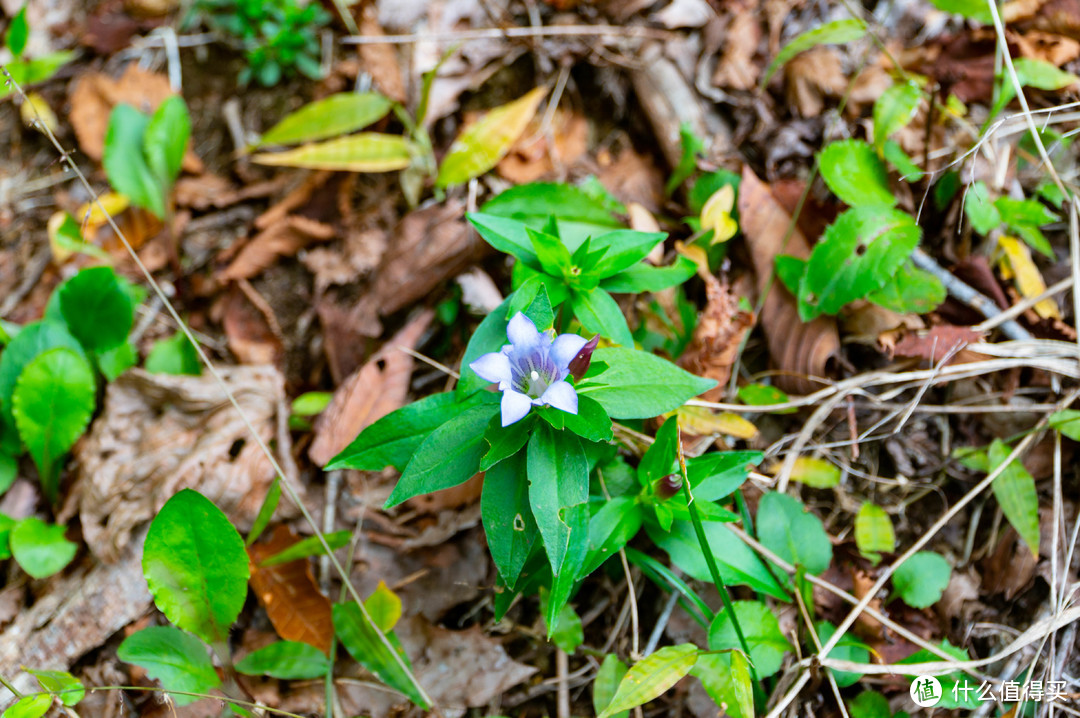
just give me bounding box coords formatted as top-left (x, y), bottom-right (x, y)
top-left (511, 352), bottom-right (557, 398)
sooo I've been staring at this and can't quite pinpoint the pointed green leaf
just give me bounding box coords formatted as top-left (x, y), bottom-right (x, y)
top-left (258, 92), bottom-right (392, 146)
top-left (692, 651), bottom-right (754, 718)
top-left (104, 104), bottom-right (165, 217)
top-left (333, 601), bottom-right (429, 708)
top-left (256, 530), bottom-right (351, 567)
top-left (571, 288), bottom-right (634, 347)
top-left (482, 451), bottom-right (536, 588)
top-left (144, 95), bottom-right (190, 187)
top-left (873, 81), bottom-right (922, 150)
top-left (251, 133), bottom-right (413, 172)
top-left (235, 641), bottom-right (330, 679)
top-left (988, 439), bottom-right (1040, 557)
top-left (708, 600), bottom-right (791, 677)
top-left (762, 19), bottom-right (867, 85)
top-left (28, 670), bottom-right (84, 706)
top-left (598, 644), bottom-right (699, 718)
top-left (578, 348), bottom-right (716, 419)
top-left (593, 655), bottom-right (630, 718)
top-left (117, 626), bottom-right (221, 706)
top-left (757, 491), bottom-right (833, 575)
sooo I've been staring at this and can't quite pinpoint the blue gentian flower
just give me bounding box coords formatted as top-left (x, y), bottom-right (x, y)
top-left (470, 312), bottom-right (589, 427)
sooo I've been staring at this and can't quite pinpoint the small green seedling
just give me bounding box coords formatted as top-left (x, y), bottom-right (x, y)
top-left (1, 4), bottom-right (75, 99)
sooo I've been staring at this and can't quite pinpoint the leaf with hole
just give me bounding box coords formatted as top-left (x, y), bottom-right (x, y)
top-left (436, 87), bottom-right (548, 187)
top-left (482, 451), bottom-right (537, 588)
top-left (142, 489), bottom-right (250, 645)
top-left (117, 626), bottom-right (221, 706)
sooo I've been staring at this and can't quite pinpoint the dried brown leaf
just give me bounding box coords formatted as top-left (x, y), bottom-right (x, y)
top-left (784, 46), bottom-right (846, 117)
top-left (220, 282), bottom-right (285, 366)
top-left (221, 216), bottom-right (335, 282)
top-left (712, 10), bottom-right (762, 91)
top-left (358, 5), bottom-right (406, 103)
top-left (248, 525), bottom-right (334, 655)
top-left (496, 110), bottom-right (589, 184)
top-left (309, 310), bottom-right (433, 466)
top-left (891, 325), bottom-right (984, 362)
top-left (738, 166), bottom-right (839, 394)
top-left (677, 275), bottom-right (754, 401)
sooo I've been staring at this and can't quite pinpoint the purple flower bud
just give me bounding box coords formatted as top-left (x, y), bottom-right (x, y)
top-left (655, 473), bottom-right (684, 500)
top-left (468, 313), bottom-right (589, 427)
top-left (568, 335), bottom-right (599, 382)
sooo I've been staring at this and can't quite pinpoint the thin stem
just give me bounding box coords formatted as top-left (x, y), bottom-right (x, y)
top-left (675, 421), bottom-right (765, 708)
top-left (0, 672), bottom-right (22, 698)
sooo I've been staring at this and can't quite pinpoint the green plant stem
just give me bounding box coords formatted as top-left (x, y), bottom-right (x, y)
top-left (0, 671), bottom-right (22, 697)
top-left (676, 423), bottom-right (765, 709)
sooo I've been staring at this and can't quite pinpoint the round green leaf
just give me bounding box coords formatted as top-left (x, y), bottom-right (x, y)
top-left (28, 669), bottom-right (84, 706)
top-left (815, 621), bottom-right (870, 688)
top-left (854, 502), bottom-right (895, 561)
top-left (57, 266), bottom-right (136, 352)
top-left (708, 601), bottom-right (791, 678)
top-left (756, 492), bottom-right (833, 576)
top-left (235, 641), bottom-right (330, 679)
top-left (142, 489), bottom-right (250, 645)
top-left (9, 517), bottom-right (77, 579)
top-left (117, 626), bottom-right (221, 706)
top-left (892, 551), bottom-right (951, 609)
top-left (0, 320), bottom-right (84, 429)
top-left (12, 348), bottom-right (96, 501)
top-left (818, 139), bottom-right (896, 208)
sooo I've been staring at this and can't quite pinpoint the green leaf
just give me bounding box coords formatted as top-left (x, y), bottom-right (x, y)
top-left (599, 256), bottom-right (697, 294)
top-left (898, 641), bottom-right (978, 709)
top-left (480, 415), bottom-right (533, 471)
top-left (692, 652), bottom-right (754, 718)
top-left (0, 514), bottom-right (14, 560)
top-left (571, 288), bottom-right (634, 347)
top-left (578, 347), bottom-right (716, 419)
top-left (928, 0), bottom-right (993, 22)
top-left (866, 260), bottom-right (945, 314)
top-left (1049, 409), bottom-right (1080, 441)
top-left (665, 122), bottom-right (706, 195)
top-left (873, 81), bottom-right (922, 150)
top-left (384, 404), bottom-right (494, 508)
top-left (57, 266), bottom-right (136, 353)
top-left (27, 670), bottom-right (84, 706)
top-left (467, 213), bottom-right (542, 269)
top-left (142, 489), bottom-right (250, 646)
top-left (0, 453), bottom-right (15, 497)
top-left (104, 104), bottom-right (165, 218)
top-left (327, 392), bottom-right (483, 471)
top-left (6, 6), bottom-right (29, 57)
top-left (638, 417), bottom-right (679, 486)
top-left (815, 621), bottom-right (870, 688)
top-left (482, 451), bottom-right (537, 588)
top-left (892, 550), bottom-right (951, 609)
top-left (798, 206), bottom-right (921, 319)
top-left (527, 424), bottom-right (589, 629)
top-left (988, 439), bottom-right (1040, 557)
top-left (992, 58), bottom-right (1080, 118)
top-left (996, 196), bottom-right (1057, 227)
top-left (708, 600), bottom-right (791, 677)
top-left (854, 502), bottom-right (895, 562)
top-left (291, 391), bottom-right (333, 417)
top-left (589, 229), bottom-right (667, 279)
top-left (332, 601), bottom-right (429, 708)
top-left (688, 451), bottom-right (761, 501)
top-left (541, 395), bottom-right (613, 443)
top-left (97, 341), bottom-right (138, 381)
top-left (598, 644), bottom-right (699, 718)
top-left (246, 476), bottom-right (280, 547)
top-left (235, 641), bottom-right (330, 679)
top-left (0, 321), bottom-right (85, 430)
top-left (251, 133), bottom-right (414, 172)
top-left (757, 491), bottom-right (833, 575)
top-left (737, 383), bottom-right (795, 413)
top-left (580, 496), bottom-right (644, 578)
top-left (528, 226), bottom-right (574, 277)
top-left (818, 139), bottom-right (896, 208)
top-left (257, 92), bottom-right (392, 146)
top-left (12, 348), bottom-right (96, 501)
top-left (256, 530), bottom-right (351, 567)
top-left (481, 182), bottom-right (621, 243)
top-left (882, 139), bottom-right (924, 181)
top-left (593, 655), bottom-right (630, 718)
top-left (1, 694), bottom-right (51, 718)
top-left (540, 587), bottom-right (584, 653)
top-left (144, 95), bottom-right (190, 187)
top-left (646, 520), bottom-right (788, 599)
top-left (364, 581), bottom-right (403, 633)
top-left (848, 691), bottom-right (893, 718)
top-left (789, 456), bottom-right (841, 488)
top-left (763, 19), bottom-right (867, 85)
top-left (116, 626), bottom-right (221, 706)
top-left (436, 87), bottom-right (547, 187)
top-left (9, 517), bottom-right (77, 579)
top-left (964, 181), bottom-right (1002, 235)
top-left (145, 332), bottom-right (202, 375)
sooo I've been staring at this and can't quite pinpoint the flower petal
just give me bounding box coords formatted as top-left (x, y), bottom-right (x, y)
top-left (550, 333), bottom-right (588, 370)
top-left (501, 389), bottom-right (533, 426)
top-left (470, 352), bottom-right (512, 385)
top-left (540, 380), bottom-right (578, 415)
top-left (506, 312), bottom-right (542, 350)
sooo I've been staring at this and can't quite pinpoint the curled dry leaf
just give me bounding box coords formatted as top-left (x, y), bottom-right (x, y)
top-left (68, 65), bottom-right (203, 172)
top-left (712, 9), bottom-right (762, 91)
top-left (221, 215), bottom-right (336, 282)
top-left (75, 367), bottom-right (297, 563)
top-left (309, 310), bottom-right (433, 466)
top-left (218, 281), bottom-right (286, 366)
top-left (678, 274), bottom-right (753, 401)
top-left (785, 45), bottom-right (847, 117)
top-left (738, 166), bottom-right (840, 395)
top-left (248, 525), bottom-right (334, 654)
top-left (890, 325), bottom-right (985, 362)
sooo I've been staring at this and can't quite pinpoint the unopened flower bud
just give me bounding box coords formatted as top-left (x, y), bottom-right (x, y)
top-left (655, 473), bottom-right (684, 500)
top-left (568, 335), bottom-right (599, 381)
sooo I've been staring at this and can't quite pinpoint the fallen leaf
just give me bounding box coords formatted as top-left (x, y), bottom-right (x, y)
top-left (302, 228), bottom-right (387, 294)
top-left (220, 216), bottom-right (335, 282)
top-left (69, 66), bottom-right (203, 172)
top-left (997, 235), bottom-right (1061, 319)
top-left (891, 325), bottom-right (985, 362)
top-left (248, 525), bottom-right (334, 655)
top-left (255, 172), bottom-right (333, 231)
top-left (675, 405), bottom-right (759, 439)
top-left (737, 166), bottom-right (840, 395)
top-left (981, 528), bottom-right (1037, 600)
top-left (357, 5), bottom-right (406, 103)
top-left (677, 274), bottom-right (753, 400)
top-left (712, 10), bottom-right (762, 91)
top-left (596, 145), bottom-right (666, 212)
top-left (309, 310), bottom-right (433, 466)
top-left (496, 109), bottom-right (589, 184)
top-left (785, 45), bottom-right (847, 117)
top-left (219, 282), bottom-right (285, 365)
top-left (338, 615), bottom-right (536, 717)
top-left (75, 367), bottom-right (296, 563)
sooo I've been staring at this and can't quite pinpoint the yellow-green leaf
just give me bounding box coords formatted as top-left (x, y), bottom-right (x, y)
top-left (1049, 409), bottom-right (1080, 441)
top-left (436, 87), bottom-right (548, 188)
top-left (997, 235), bottom-right (1060, 319)
top-left (252, 133), bottom-right (413, 172)
top-left (787, 456), bottom-right (841, 488)
top-left (598, 644), bottom-right (699, 718)
top-left (988, 439), bottom-right (1039, 557)
top-left (364, 581), bottom-right (402, 633)
top-left (675, 406), bottom-right (759, 439)
top-left (854, 502), bottom-right (894, 563)
top-left (257, 92), bottom-right (393, 146)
